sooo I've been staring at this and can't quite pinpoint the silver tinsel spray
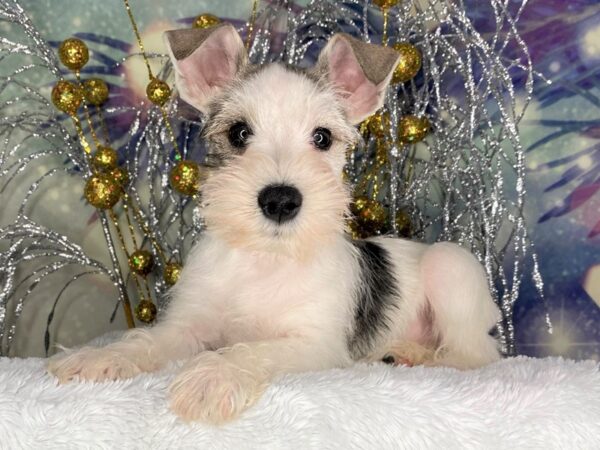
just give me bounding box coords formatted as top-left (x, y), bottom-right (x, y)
top-left (0, 0), bottom-right (550, 356)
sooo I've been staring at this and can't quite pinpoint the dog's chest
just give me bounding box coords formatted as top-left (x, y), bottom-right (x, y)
top-left (209, 252), bottom-right (344, 344)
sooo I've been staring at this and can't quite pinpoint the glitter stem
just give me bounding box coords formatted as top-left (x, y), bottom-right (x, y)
top-left (246, 0), bottom-right (259, 50)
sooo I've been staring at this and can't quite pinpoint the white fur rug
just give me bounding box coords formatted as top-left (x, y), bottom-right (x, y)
top-left (0, 356), bottom-right (599, 449)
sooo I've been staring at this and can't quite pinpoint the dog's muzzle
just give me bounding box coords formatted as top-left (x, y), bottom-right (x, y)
top-left (257, 184), bottom-right (302, 224)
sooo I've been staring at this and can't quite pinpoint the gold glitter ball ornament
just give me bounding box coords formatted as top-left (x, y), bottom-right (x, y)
top-left (363, 111), bottom-right (391, 138)
top-left (82, 78), bottom-right (109, 106)
top-left (84, 174), bottom-right (121, 209)
top-left (349, 196), bottom-right (387, 239)
top-left (51, 80), bottom-right (83, 116)
top-left (193, 13), bottom-right (221, 29)
top-left (91, 146), bottom-right (118, 171)
top-left (108, 166), bottom-right (130, 187)
top-left (146, 77), bottom-right (171, 106)
top-left (372, 0), bottom-right (400, 9)
top-left (169, 160), bottom-right (200, 196)
top-left (58, 38), bottom-right (89, 71)
top-left (164, 262), bottom-right (182, 286)
top-left (398, 115), bottom-right (430, 144)
top-left (128, 249), bottom-right (154, 276)
top-left (135, 299), bottom-right (157, 323)
top-left (392, 43), bottom-right (422, 84)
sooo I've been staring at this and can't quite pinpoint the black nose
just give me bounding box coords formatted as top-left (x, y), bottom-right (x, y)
top-left (258, 184), bottom-right (303, 224)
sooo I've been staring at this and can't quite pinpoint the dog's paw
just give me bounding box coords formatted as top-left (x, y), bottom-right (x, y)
top-left (48, 347), bottom-right (141, 383)
top-left (379, 341), bottom-right (435, 367)
top-left (168, 351), bottom-right (263, 424)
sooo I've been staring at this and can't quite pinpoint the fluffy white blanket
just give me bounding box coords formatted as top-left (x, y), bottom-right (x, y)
top-left (0, 356), bottom-right (599, 449)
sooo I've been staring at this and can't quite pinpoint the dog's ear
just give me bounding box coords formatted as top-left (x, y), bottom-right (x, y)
top-left (164, 24), bottom-right (247, 114)
top-left (314, 34), bottom-right (400, 124)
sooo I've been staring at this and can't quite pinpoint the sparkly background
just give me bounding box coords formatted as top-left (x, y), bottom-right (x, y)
top-left (1, 0), bottom-right (599, 359)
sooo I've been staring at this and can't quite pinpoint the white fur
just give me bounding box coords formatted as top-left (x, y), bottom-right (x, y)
top-left (48, 28), bottom-right (501, 424)
top-left (11, 355), bottom-right (600, 448)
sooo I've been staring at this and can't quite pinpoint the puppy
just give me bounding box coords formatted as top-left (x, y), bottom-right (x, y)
top-left (49, 24), bottom-right (501, 424)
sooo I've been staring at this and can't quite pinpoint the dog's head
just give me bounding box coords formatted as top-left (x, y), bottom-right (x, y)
top-left (165, 24), bottom-right (399, 259)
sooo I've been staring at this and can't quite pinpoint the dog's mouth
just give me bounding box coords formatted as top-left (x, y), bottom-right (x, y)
top-left (269, 220), bottom-right (298, 238)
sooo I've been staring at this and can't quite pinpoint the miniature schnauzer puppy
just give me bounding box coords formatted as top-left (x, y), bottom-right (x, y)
top-left (49, 24), bottom-right (501, 424)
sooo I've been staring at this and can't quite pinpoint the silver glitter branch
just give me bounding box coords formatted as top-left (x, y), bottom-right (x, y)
top-left (0, 0), bottom-right (550, 356)
top-left (0, 216), bottom-right (112, 353)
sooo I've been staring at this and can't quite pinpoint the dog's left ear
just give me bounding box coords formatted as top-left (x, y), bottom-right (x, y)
top-left (164, 24), bottom-right (247, 114)
top-left (314, 34), bottom-right (400, 124)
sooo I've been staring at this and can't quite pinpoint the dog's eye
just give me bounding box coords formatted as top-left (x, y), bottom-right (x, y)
top-left (228, 122), bottom-right (252, 148)
top-left (312, 128), bottom-right (332, 151)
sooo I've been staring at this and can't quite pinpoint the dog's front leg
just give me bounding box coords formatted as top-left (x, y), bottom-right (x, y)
top-left (48, 321), bottom-right (207, 383)
top-left (169, 337), bottom-right (342, 424)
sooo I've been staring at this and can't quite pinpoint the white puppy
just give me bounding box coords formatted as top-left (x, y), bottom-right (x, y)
top-left (49, 24), bottom-right (500, 424)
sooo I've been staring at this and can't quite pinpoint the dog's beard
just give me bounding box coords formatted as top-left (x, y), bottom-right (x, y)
top-left (201, 151), bottom-right (349, 260)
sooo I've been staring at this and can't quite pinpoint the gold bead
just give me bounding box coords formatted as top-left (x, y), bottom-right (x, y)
top-left (128, 249), bottom-right (154, 276)
top-left (362, 111), bottom-right (391, 138)
top-left (84, 174), bottom-right (121, 209)
top-left (348, 196), bottom-right (387, 239)
top-left (193, 13), bottom-right (221, 29)
top-left (398, 115), bottom-right (430, 144)
top-left (169, 160), bottom-right (200, 196)
top-left (164, 262), bottom-right (182, 286)
top-left (135, 299), bottom-right (157, 323)
top-left (82, 78), bottom-right (109, 106)
top-left (392, 42), bottom-right (422, 84)
top-left (91, 146), bottom-right (118, 171)
top-left (395, 210), bottom-right (413, 237)
top-left (107, 166), bottom-right (130, 187)
top-left (146, 77), bottom-right (171, 106)
top-left (58, 38), bottom-right (89, 71)
top-left (51, 80), bottom-right (83, 116)
top-left (373, 0), bottom-right (400, 9)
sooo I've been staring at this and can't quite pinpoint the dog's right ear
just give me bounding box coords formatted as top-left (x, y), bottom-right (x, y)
top-left (313, 34), bottom-right (400, 124)
top-left (164, 24), bottom-right (247, 114)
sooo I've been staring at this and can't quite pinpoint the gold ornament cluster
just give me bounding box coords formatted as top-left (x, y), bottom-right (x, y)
top-left (348, 2), bottom-right (428, 240)
top-left (51, 34), bottom-right (188, 327)
top-left (48, 3), bottom-right (225, 326)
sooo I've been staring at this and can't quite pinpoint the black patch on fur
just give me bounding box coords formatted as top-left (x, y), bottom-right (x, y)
top-left (347, 240), bottom-right (399, 360)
